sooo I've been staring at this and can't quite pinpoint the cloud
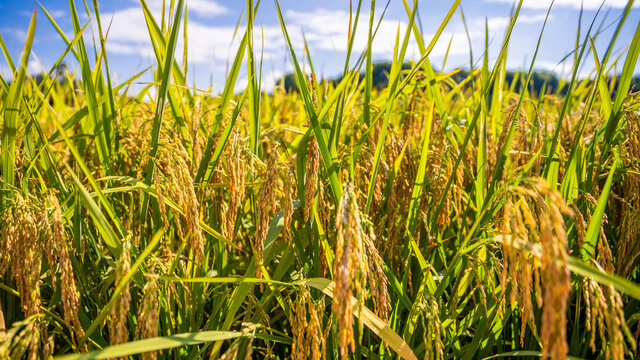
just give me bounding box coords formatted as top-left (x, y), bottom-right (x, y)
top-left (95, 3), bottom-right (508, 82)
top-left (485, 13), bottom-right (550, 32)
top-left (486, 0), bottom-right (639, 10)
top-left (50, 10), bottom-right (66, 18)
top-left (27, 61), bottom-right (44, 75)
top-left (281, 8), bottom-right (548, 64)
top-left (0, 65), bottom-right (10, 78)
top-left (521, 58), bottom-right (596, 79)
top-left (187, 0), bottom-right (228, 17)
top-left (98, 0), bottom-right (250, 63)
top-left (135, 0), bottom-right (228, 18)
top-left (106, 42), bottom-right (155, 58)
top-left (20, 8), bottom-right (64, 18)
top-left (0, 27), bottom-right (27, 41)
top-left (284, 8), bottom-right (410, 57)
top-left (235, 69), bottom-right (285, 93)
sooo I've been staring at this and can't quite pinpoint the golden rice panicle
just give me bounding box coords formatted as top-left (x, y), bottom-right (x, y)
top-left (304, 136), bottom-right (320, 222)
top-left (290, 292), bottom-right (307, 360)
top-left (110, 239), bottom-right (131, 346)
top-left (289, 287), bottom-right (324, 360)
top-left (496, 101), bottom-right (528, 160)
top-left (255, 144), bottom-right (279, 278)
top-left (0, 205), bottom-right (15, 278)
top-left (606, 287), bottom-right (627, 360)
top-left (582, 278), bottom-right (636, 360)
top-left (317, 181), bottom-right (331, 277)
top-left (421, 293), bottom-right (444, 360)
top-left (361, 224), bottom-right (391, 321)
top-left (282, 164), bottom-right (296, 246)
top-left (155, 134), bottom-right (205, 265)
top-left (190, 99), bottom-right (203, 170)
top-left (306, 297), bottom-right (324, 360)
top-left (332, 184), bottom-right (365, 359)
top-left (154, 169), bottom-right (170, 232)
top-left (0, 195), bottom-right (44, 359)
top-left (0, 316), bottom-right (43, 360)
top-left (302, 73), bottom-right (318, 128)
top-left (137, 278), bottom-right (159, 360)
top-left (617, 110), bottom-right (640, 276)
top-left (219, 341), bottom-right (240, 360)
top-left (384, 133), bottom-right (414, 268)
top-left (225, 132), bottom-right (247, 242)
top-left (0, 301), bottom-right (5, 343)
top-left (504, 179), bottom-right (572, 359)
top-left (502, 179), bottom-right (574, 357)
top-left (1, 195), bottom-right (42, 319)
top-left (571, 203), bottom-right (586, 248)
top-left (428, 148), bottom-right (453, 230)
top-left (42, 192), bottom-right (85, 348)
top-left (532, 181), bottom-right (572, 360)
top-left (311, 73), bottom-right (318, 109)
top-left (596, 226), bottom-right (615, 274)
top-left (502, 193), bottom-right (538, 346)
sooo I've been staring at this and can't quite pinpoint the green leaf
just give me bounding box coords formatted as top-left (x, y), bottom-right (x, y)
top-left (568, 257), bottom-right (640, 300)
top-left (275, 0), bottom-right (343, 202)
top-left (55, 330), bottom-right (246, 360)
top-left (580, 157), bottom-right (618, 261)
top-left (1, 7), bottom-right (36, 193)
top-left (140, 0), bottom-right (185, 220)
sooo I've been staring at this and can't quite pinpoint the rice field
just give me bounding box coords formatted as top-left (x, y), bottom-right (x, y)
top-left (1, 0), bottom-right (640, 359)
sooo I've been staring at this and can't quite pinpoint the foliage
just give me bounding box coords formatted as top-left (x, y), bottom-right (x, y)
top-left (1, 1), bottom-right (640, 359)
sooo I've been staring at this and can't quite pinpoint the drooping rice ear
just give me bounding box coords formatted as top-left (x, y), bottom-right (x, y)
top-left (43, 192), bottom-right (85, 348)
top-left (332, 184), bottom-right (365, 359)
top-left (282, 164), bottom-right (296, 246)
top-left (155, 133), bottom-right (205, 265)
top-left (138, 277), bottom-right (159, 360)
top-left (110, 239), bottom-right (131, 347)
top-left (304, 137), bottom-right (319, 222)
top-left (225, 132), bottom-right (247, 243)
top-left (255, 143), bottom-right (279, 279)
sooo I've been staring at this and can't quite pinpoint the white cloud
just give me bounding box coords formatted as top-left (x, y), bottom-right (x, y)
top-left (103, 7), bottom-right (152, 45)
top-left (106, 42), bottom-right (154, 58)
top-left (187, 0), bottom-right (228, 17)
top-left (27, 61), bottom-right (43, 75)
top-left (235, 69), bottom-right (285, 93)
top-left (534, 59), bottom-right (570, 74)
top-left (284, 8), bottom-right (409, 57)
top-left (486, 13), bottom-right (550, 32)
top-left (0, 65), bottom-right (10, 79)
top-left (281, 8), bottom-right (540, 64)
top-left (50, 10), bottom-right (66, 18)
top-left (98, 2), bottom-right (252, 67)
top-left (1, 27), bottom-right (27, 41)
top-left (486, 0), bottom-right (639, 10)
top-left (21, 8), bottom-right (64, 18)
top-left (135, 0), bottom-right (228, 18)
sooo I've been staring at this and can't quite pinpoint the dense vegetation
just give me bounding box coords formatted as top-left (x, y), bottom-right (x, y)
top-left (1, 0), bottom-right (640, 359)
top-left (282, 63), bottom-right (640, 95)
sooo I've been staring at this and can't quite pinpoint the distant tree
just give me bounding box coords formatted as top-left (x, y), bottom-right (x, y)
top-left (275, 61), bottom-right (639, 98)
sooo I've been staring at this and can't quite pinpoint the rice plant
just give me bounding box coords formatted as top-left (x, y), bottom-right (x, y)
top-left (1, 0), bottom-right (640, 359)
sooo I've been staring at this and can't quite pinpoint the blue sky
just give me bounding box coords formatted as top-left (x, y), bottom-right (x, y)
top-left (0, 0), bottom-right (639, 93)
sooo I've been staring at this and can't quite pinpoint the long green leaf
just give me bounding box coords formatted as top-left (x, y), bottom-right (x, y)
top-left (140, 0), bottom-right (185, 220)
top-left (580, 157), bottom-right (618, 261)
top-left (56, 330), bottom-right (245, 360)
top-left (1, 8), bottom-right (36, 194)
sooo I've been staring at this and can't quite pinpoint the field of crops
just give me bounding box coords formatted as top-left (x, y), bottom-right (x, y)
top-left (1, 0), bottom-right (640, 359)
